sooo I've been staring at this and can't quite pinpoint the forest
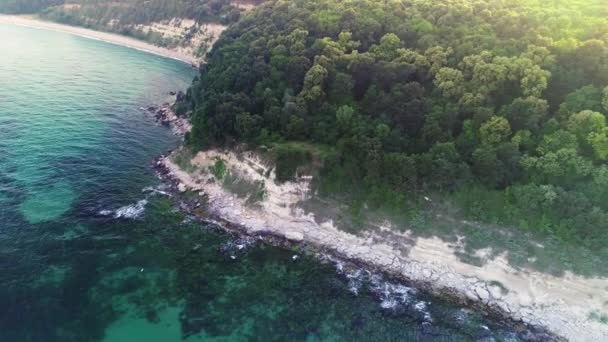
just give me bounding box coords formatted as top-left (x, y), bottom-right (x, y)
top-left (179, 0), bottom-right (608, 253)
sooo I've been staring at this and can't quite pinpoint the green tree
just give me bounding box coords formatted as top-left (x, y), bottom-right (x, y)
top-left (300, 64), bottom-right (329, 103)
top-left (434, 67), bottom-right (465, 99)
top-left (567, 110), bottom-right (606, 143)
top-left (480, 116), bottom-right (511, 146)
top-left (588, 127), bottom-right (608, 161)
top-left (603, 86), bottom-right (608, 112)
top-left (502, 97), bottom-right (548, 133)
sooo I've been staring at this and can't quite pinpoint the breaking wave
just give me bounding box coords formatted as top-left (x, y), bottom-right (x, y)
top-left (322, 254), bottom-right (432, 321)
top-left (97, 184), bottom-right (172, 219)
top-left (113, 199), bottom-right (148, 219)
top-left (98, 199), bottom-right (148, 219)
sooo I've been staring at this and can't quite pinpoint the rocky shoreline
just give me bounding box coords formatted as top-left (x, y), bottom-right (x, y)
top-left (142, 98), bottom-right (192, 136)
top-left (142, 95), bottom-right (608, 341)
top-left (149, 153), bottom-right (562, 341)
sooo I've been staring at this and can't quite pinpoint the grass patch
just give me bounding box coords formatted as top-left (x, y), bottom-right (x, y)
top-left (589, 310), bottom-right (608, 324)
top-left (269, 142), bottom-right (335, 183)
top-left (274, 145), bottom-right (312, 183)
top-left (210, 157), bottom-right (227, 180)
top-left (222, 168), bottom-right (266, 207)
top-left (171, 147), bottom-right (196, 173)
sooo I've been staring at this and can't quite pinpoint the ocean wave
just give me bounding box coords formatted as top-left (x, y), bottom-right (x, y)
top-left (322, 254), bottom-right (425, 313)
top-left (98, 199), bottom-right (148, 219)
top-left (114, 199), bottom-right (148, 218)
top-left (220, 236), bottom-right (257, 259)
top-left (97, 184), bottom-right (171, 219)
top-left (371, 279), bottom-right (417, 313)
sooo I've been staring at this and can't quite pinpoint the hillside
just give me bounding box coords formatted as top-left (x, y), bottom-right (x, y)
top-left (179, 0), bottom-right (608, 268)
top-left (0, 0), bottom-right (263, 57)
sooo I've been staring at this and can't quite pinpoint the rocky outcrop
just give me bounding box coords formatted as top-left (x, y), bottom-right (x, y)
top-left (152, 149), bottom-right (608, 341)
top-left (143, 101), bottom-right (191, 137)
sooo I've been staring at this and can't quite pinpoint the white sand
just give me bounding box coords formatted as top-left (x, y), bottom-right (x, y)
top-left (0, 15), bottom-right (200, 65)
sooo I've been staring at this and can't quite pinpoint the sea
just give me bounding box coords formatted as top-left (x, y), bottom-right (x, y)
top-left (0, 22), bottom-right (540, 341)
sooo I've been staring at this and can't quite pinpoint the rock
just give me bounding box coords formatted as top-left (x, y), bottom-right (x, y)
top-left (497, 301), bottom-right (511, 313)
top-left (178, 183), bottom-right (187, 192)
top-left (489, 285), bottom-right (504, 299)
top-left (422, 269), bottom-right (432, 279)
top-left (169, 91), bottom-right (176, 95)
top-left (474, 285), bottom-right (490, 302)
top-left (285, 231), bottom-right (304, 241)
top-left (465, 289), bottom-right (478, 301)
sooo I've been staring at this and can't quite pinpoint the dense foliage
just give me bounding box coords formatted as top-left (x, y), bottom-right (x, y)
top-left (182, 0), bottom-right (608, 250)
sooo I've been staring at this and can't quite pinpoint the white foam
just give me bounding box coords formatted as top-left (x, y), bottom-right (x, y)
top-left (380, 298), bottom-right (399, 309)
top-left (98, 209), bottom-right (113, 216)
top-left (113, 199), bottom-right (148, 219)
top-left (346, 269), bottom-right (364, 295)
top-left (415, 301), bottom-right (432, 321)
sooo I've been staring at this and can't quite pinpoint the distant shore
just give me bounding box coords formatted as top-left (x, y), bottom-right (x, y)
top-left (0, 15), bottom-right (200, 65)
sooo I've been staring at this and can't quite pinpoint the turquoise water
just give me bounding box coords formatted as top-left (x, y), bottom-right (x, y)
top-left (0, 24), bottom-right (542, 341)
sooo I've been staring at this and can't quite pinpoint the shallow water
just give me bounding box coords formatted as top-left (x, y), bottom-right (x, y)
top-left (0, 23), bottom-right (537, 341)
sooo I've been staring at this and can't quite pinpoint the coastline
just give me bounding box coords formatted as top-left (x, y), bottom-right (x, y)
top-left (151, 153), bottom-right (558, 340)
top-left (0, 15), bottom-right (200, 65)
top-left (145, 103), bottom-right (608, 340)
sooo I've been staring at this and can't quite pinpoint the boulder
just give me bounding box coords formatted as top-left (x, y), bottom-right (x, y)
top-left (474, 285), bottom-right (490, 302)
top-left (489, 285), bottom-right (504, 299)
top-left (285, 231), bottom-right (304, 241)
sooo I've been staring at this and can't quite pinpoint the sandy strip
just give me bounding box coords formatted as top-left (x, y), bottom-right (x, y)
top-left (0, 15), bottom-right (200, 65)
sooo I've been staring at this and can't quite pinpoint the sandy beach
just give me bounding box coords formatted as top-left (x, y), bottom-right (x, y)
top-left (0, 15), bottom-right (200, 65)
